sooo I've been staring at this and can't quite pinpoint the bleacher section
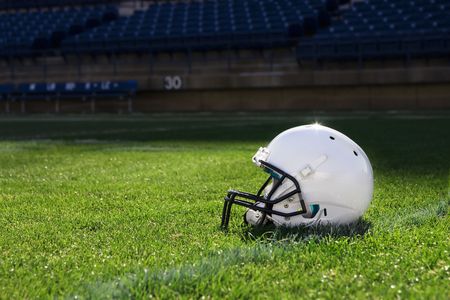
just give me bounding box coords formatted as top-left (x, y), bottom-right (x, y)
top-left (1, 0), bottom-right (446, 60)
top-left (297, 0), bottom-right (450, 62)
top-left (0, 5), bottom-right (118, 58)
top-left (61, 0), bottom-right (337, 55)
top-left (0, 0), bottom-right (446, 60)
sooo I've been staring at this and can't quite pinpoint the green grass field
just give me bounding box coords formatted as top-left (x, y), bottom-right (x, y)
top-left (0, 113), bottom-right (448, 299)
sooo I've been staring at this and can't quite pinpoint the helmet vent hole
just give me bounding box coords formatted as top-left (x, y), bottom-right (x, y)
top-left (353, 151), bottom-right (358, 156)
top-left (329, 136), bottom-right (335, 140)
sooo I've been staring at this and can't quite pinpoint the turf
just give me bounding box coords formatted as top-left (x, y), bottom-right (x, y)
top-left (0, 113), bottom-right (448, 299)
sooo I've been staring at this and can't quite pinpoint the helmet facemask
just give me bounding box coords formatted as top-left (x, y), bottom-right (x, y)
top-left (221, 159), bottom-right (308, 229)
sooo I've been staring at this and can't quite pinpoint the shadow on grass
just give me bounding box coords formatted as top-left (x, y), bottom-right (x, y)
top-left (0, 113), bottom-right (448, 143)
top-left (239, 219), bottom-right (372, 244)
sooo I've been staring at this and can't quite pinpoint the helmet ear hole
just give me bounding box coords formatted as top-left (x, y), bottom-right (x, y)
top-left (329, 136), bottom-right (335, 140)
top-left (309, 204), bottom-right (320, 217)
top-left (353, 151), bottom-right (358, 156)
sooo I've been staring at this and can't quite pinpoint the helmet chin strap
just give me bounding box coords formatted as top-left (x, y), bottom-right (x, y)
top-left (267, 208), bottom-right (325, 227)
top-left (244, 202), bottom-right (268, 226)
top-left (244, 206), bottom-right (325, 228)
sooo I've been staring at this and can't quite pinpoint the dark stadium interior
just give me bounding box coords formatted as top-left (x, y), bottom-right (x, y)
top-left (0, 0), bottom-right (449, 113)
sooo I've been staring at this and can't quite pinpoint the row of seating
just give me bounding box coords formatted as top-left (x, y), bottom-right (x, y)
top-left (61, 0), bottom-right (338, 54)
top-left (298, 35), bottom-right (449, 61)
top-left (297, 0), bottom-right (450, 61)
top-left (0, 5), bottom-right (118, 57)
top-left (0, 0), bottom-right (115, 10)
top-left (0, 80), bottom-right (138, 101)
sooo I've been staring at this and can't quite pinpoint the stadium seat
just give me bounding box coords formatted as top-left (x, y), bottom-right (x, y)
top-left (53, 80), bottom-right (138, 101)
top-left (0, 83), bottom-right (14, 101)
top-left (0, 5), bottom-right (118, 58)
top-left (90, 80), bottom-right (138, 100)
top-left (18, 82), bottom-right (55, 101)
top-left (2, 80), bottom-right (137, 113)
top-left (61, 0), bottom-right (339, 55)
top-left (297, 0), bottom-right (450, 62)
top-left (0, 0), bottom-right (116, 10)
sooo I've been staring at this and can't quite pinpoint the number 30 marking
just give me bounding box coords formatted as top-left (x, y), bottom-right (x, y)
top-left (164, 76), bottom-right (182, 90)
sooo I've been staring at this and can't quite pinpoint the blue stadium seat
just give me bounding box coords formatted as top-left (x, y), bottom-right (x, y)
top-left (0, 5), bottom-right (118, 58)
top-left (7, 81), bottom-right (138, 110)
top-left (0, 83), bottom-right (14, 101)
top-left (297, 0), bottom-right (450, 62)
top-left (0, 0), bottom-right (115, 10)
top-left (297, 40), bottom-right (317, 61)
top-left (92, 80), bottom-right (138, 100)
top-left (335, 37), bottom-right (358, 60)
top-left (18, 82), bottom-right (54, 101)
top-left (61, 0), bottom-right (337, 55)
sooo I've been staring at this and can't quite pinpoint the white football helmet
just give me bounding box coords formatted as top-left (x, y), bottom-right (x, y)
top-left (221, 124), bottom-right (373, 228)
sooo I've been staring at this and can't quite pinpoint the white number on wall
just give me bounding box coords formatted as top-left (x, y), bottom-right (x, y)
top-left (164, 76), bottom-right (182, 90)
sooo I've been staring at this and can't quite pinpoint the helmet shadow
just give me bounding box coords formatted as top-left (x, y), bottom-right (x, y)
top-left (239, 218), bottom-right (372, 243)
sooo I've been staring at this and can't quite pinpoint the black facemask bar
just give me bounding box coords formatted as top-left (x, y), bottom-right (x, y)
top-left (221, 160), bottom-right (307, 229)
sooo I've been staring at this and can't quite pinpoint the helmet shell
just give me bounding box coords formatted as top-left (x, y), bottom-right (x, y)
top-left (264, 124), bottom-right (373, 226)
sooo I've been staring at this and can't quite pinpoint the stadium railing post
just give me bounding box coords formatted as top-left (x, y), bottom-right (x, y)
top-left (148, 52), bottom-right (154, 74)
top-left (76, 56), bottom-right (82, 79)
top-left (113, 54), bottom-right (117, 75)
top-left (21, 99), bottom-right (25, 114)
top-left (55, 97), bottom-right (60, 114)
top-left (9, 61), bottom-right (15, 80)
top-left (90, 95), bottom-right (96, 114)
top-left (128, 96), bottom-right (133, 114)
top-left (187, 49), bottom-right (192, 74)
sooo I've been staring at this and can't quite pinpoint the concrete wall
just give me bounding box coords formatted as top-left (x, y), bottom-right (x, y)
top-left (144, 66), bottom-right (450, 91)
top-left (1, 50), bottom-right (449, 113)
top-left (134, 83), bottom-right (450, 112)
top-left (1, 83), bottom-right (448, 114)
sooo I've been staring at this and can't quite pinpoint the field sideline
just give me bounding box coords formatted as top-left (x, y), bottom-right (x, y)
top-left (0, 112), bottom-right (448, 299)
